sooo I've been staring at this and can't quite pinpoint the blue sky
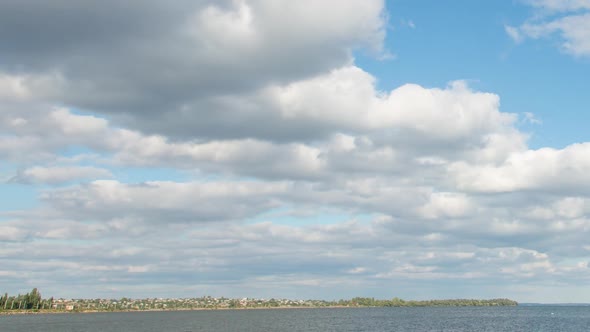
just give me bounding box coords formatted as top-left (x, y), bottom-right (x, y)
top-left (1, 0), bottom-right (590, 303)
top-left (365, 0), bottom-right (590, 149)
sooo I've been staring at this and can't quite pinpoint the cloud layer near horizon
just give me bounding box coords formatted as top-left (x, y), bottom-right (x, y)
top-left (1, 0), bottom-right (590, 302)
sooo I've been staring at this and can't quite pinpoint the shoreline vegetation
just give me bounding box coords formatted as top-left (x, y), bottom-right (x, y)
top-left (0, 288), bottom-right (517, 315)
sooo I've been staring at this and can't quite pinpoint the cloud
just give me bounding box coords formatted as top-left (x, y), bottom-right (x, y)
top-left (2, 213), bottom-right (590, 299)
top-left (509, 2), bottom-right (590, 56)
top-left (4, 63), bottom-right (513, 145)
top-left (450, 143), bottom-right (590, 194)
top-left (524, 0), bottom-right (590, 12)
top-left (505, 25), bottom-right (523, 43)
top-left (523, 112), bottom-right (542, 124)
top-left (0, 0), bottom-right (386, 134)
top-left (10, 166), bottom-right (112, 185)
top-left (521, 14), bottom-right (590, 56)
top-left (0, 68), bottom-right (523, 181)
top-left (0, 226), bottom-right (29, 242)
top-left (40, 180), bottom-right (288, 223)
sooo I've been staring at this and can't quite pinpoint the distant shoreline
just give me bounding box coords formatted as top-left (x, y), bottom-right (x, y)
top-left (0, 304), bottom-right (525, 316)
top-left (0, 291), bottom-right (518, 315)
top-left (2, 306), bottom-right (346, 315)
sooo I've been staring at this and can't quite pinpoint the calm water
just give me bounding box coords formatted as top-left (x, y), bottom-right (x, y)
top-left (1, 306), bottom-right (589, 332)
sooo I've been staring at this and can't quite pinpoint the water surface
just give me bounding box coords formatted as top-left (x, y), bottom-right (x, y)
top-left (1, 306), bottom-right (588, 331)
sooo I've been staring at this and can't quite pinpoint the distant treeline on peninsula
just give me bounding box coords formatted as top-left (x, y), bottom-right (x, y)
top-left (339, 297), bottom-right (517, 307)
top-left (0, 288), bottom-right (517, 313)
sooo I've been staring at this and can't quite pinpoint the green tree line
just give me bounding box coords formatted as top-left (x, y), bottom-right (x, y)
top-left (336, 297), bottom-right (517, 307)
top-left (0, 288), bottom-right (53, 311)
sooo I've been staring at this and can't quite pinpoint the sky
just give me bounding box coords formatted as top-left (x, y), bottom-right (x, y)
top-left (1, 0), bottom-right (590, 303)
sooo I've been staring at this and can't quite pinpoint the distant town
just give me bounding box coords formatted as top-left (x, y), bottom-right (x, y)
top-left (1, 288), bottom-right (518, 313)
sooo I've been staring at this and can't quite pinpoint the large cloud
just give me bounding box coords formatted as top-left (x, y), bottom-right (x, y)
top-left (450, 143), bottom-right (590, 194)
top-left (41, 180), bottom-right (288, 223)
top-left (0, 0), bottom-right (385, 140)
top-left (0, 67), bottom-right (524, 173)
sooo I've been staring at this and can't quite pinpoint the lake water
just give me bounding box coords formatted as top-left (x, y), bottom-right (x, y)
top-left (1, 306), bottom-right (589, 331)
